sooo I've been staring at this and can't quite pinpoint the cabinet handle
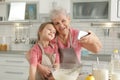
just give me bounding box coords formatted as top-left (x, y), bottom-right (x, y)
top-left (5, 71), bottom-right (24, 74)
top-left (5, 60), bottom-right (24, 63)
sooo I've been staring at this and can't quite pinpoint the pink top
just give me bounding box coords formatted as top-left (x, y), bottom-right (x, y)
top-left (29, 42), bottom-right (60, 66)
top-left (52, 28), bottom-right (82, 62)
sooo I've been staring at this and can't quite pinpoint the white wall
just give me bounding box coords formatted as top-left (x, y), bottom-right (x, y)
top-left (71, 22), bottom-right (120, 54)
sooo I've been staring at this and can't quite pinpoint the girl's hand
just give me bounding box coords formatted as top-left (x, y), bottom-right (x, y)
top-left (38, 64), bottom-right (51, 78)
top-left (53, 63), bottom-right (60, 70)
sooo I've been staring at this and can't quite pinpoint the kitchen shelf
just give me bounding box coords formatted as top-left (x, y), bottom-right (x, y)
top-left (0, 1), bottom-right (39, 23)
top-left (0, 20), bottom-right (41, 25)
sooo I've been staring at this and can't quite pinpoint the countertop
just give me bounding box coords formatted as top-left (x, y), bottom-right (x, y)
top-left (0, 51), bottom-right (111, 80)
top-left (0, 50), bottom-right (27, 54)
top-left (0, 51), bottom-right (111, 62)
top-left (81, 53), bottom-right (111, 62)
top-left (0, 51), bottom-right (27, 57)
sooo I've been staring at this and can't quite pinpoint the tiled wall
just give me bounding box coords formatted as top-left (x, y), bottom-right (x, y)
top-left (71, 22), bottom-right (120, 54)
top-left (0, 22), bottom-right (120, 54)
top-left (0, 23), bottom-right (41, 51)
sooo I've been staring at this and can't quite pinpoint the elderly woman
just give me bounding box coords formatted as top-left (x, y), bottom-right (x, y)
top-left (49, 7), bottom-right (102, 67)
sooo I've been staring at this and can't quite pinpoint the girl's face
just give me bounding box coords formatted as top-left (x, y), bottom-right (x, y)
top-left (40, 24), bottom-right (56, 41)
top-left (52, 14), bottom-right (70, 36)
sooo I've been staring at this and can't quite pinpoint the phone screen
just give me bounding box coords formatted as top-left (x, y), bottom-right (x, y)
top-left (77, 31), bottom-right (88, 40)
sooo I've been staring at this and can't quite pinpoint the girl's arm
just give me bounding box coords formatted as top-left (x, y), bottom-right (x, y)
top-left (29, 65), bottom-right (37, 80)
top-left (25, 50), bottom-right (30, 63)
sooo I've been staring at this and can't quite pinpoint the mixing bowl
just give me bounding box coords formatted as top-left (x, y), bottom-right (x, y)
top-left (53, 69), bottom-right (79, 80)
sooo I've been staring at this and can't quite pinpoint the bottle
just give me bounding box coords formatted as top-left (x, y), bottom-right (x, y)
top-left (110, 49), bottom-right (120, 80)
top-left (110, 49), bottom-right (120, 74)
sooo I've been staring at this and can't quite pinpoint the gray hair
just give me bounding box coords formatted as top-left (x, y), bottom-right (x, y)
top-left (50, 7), bottom-right (68, 20)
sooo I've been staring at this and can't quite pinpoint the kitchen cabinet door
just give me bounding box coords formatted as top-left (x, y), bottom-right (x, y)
top-left (71, 0), bottom-right (109, 22)
top-left (39, 0), bottom-right (70, 14)
top-left (0, 53), bottom-right (29, 80)
top-left (110, 0), bottom-right (120, 21)
top-left (0, 3), bottom-right (7, 21)
top-left (7, 2), bottom-right (39, 21)
top-left (0, 66), bottom-right (29, 80)
top-left (39, 0), bottom-right (52, 14)
top-left (55, 0), bottom-right (70, 13)
top-left (0, 1), bottom-right (39, 22)
top-left (0, 56), bottom-right (29, 66)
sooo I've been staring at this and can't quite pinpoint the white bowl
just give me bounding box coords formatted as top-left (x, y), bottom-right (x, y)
top-left (53, 69), bottom-right (79, 80)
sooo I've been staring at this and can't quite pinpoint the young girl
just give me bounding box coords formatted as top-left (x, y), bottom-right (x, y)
top-left (28, 22), bottom-right (60, 80)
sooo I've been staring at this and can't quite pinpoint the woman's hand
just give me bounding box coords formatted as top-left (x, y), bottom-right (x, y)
top-left (37, 64), bottom-right (51, 78)
top-left (79, 31), bottom-right (95, 43)
top-left (79, 30), bottom-right (102, 53)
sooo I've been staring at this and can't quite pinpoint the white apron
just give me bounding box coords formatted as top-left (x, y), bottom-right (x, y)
top-left (35, 43), bottom-right (56, 80)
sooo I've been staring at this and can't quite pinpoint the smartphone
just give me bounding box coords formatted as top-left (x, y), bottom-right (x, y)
top-left (77, 31), bottom-right (88, 40)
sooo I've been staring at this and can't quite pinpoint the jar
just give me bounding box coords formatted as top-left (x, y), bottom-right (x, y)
top-left (92, 63), bottom-right (109, 80)
top-left (0, 36), bottom-right (11, 51)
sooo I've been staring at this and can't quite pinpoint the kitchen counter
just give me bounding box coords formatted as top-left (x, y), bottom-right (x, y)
top-left (80, 53), bottom-right (111, 80)
top-left (0, 51), bottom-right (111, 62)
top-left (0, 50), bottom-right (27, 54)
top-left (81, 53), bottom-right (111, 62)
top-left (0, 51), bottom-right (27, 58)
top-left (0, 51), bottom-right (112, 80)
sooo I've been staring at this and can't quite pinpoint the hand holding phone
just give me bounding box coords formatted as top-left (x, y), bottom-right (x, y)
top-left (77, 31), bottom-right (88, 40)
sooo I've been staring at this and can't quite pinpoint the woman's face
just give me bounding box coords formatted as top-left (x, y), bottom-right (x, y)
top-left (52, 14), bottom-right (70, 36)
top-left (40, 24), bottom-right (56, 41)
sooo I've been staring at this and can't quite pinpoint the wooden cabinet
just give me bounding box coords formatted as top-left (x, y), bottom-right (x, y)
top-left (0, 53), bottom-right (29, 80)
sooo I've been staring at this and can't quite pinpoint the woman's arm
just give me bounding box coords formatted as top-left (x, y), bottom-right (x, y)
top-left (79, 31), bottom-right (102, 53)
